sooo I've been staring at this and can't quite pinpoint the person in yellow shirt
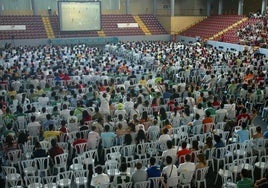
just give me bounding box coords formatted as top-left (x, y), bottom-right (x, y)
top-left (43, 124), bottom-right (61, 140)
top-left (139, 76), bottom-right (147, 86)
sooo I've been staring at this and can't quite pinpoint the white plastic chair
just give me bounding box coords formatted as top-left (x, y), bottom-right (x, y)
top-left (203, 147), bottom-right (215, 172)
top-left (217, 164), bottom-right (234, 187)
top-left (73, 170), bottom-right (89, 187)
top-left (148, 177), bottom-right (165, 188)
top-left (105, 159), bottom-right (120, 177)
top-left (42, 175), bottom-right (57, 188)
top-left (56, 171), bottom-right (73, 188)
top-left (57, 142), bottom-right (69, 154)
top-left (228, 158), bottom-right (245, 182)
top-left (193, 167), bottom-right (209, 188)
top-left (24, 176), bottom-right (42, 188)
top-left (34, 156), bottom-right (50, 177)
top-left (53, 152), bottom-right (68, 174)
top-left (243, 156), bottom-right (257, 181)
top-left (116, 182), bottom-right (133, 188)
top-left (83, 149), bottom-right (98, 173)
top-left (7, 149), bottom-right (22, 173)
top-left (2, 166), bottom-right (23, 188)
top-left (121, 144), bottom-right (136, 162)
top-left (136, 142), bottom-right (150, 159)
top-left (134, 180), bottom-right (150, 188)
top-left (40, 140), bottom-right (51, 152)
top-left (69, 156), bottom-right (84, 171)
top-left (21, 159), bottom-right (37, 176)
top-left (75, 142), bottom-right (88, 156)
top-left (254, 155), bottom-right (268, 179)
top-left (213, 147), bottom-right (226, 184)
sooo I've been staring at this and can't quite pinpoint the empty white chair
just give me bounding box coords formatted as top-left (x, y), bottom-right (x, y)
top-left (73, 170), bottom-right (89, 187)
top-left (69, 156), bottom-right (84, 171)
top-left (53, 152), bottom-right (68, 174)
top-left (2, 166), bottom-right (23, 188)
top-left (243, 156), bottom-right (257, 181)
top-left (193, 167), bottom-right (209, 188)
top-left (7, 149), bottom-right (22, 172)
top-left (83, 149), bottom-right (98, 173)
top-left (21, 159), bottom-right (37, 176)
top-left (115, 182), bottom-right (133, 188)
top-left (57, 171), bottom-right (73, 188)
top-left (254, 155), bottom-right (268, 179)
top-left (134, 180), bottom-right (150, 188)
top-left (24, 176), bottom-right (42, 188)
top-left (148, 177), bottom-right (165, 188)
top-left (42, 175), bottom-right (57, 188)
top-left (34, 156), bottom-right (50, 177)
top-left (105, 158), bottom-right (120, 177)
top-left (213, 147), bottom-right (226, 185)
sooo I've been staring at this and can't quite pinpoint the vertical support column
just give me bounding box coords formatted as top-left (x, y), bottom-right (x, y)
top-left (31, 0), bottom-right (37, 16)
top-left (207, 0), bottom-right (211, 16)
top-left (153, 0), bottom-right (157, 16)
top-left (218, 0), bottom-right (223, 15)
top-left (126, 0), bottom-right (129, 14)
top-left (261, 0), bottom-right (267, 16)
top-left (238, 0), bottom-right (244, 16)
top-left (170, 0), bottom-right (174, 16)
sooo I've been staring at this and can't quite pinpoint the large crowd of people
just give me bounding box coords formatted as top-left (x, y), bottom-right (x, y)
top-left (0, 40), bottom-right (268, 187)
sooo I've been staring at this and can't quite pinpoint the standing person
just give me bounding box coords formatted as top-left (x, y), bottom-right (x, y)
top-left (161, 156), bottom-right (178, 187)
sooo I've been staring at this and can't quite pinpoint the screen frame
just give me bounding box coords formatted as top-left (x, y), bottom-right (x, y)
top-left (58, 1), bottom-right (102, 32)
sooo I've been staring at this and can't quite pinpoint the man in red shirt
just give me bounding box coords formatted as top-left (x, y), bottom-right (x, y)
top-left (48, 139), bottom-right (64, 165)
top-left (236, 108), bottom-right (251, 126)
top-left (177, 141), bottom-right (191, 164)
top-left (72, 132), bottom-right (87, 147)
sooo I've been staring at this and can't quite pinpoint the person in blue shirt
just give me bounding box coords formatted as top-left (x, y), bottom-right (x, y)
top-left (214, 134), bottom-right (225, 148)
top-left (237, 122), bottom-right (249, 143)
top-left (146, 157), bottom-right (161, 178)
top-left (101, 124), bottom-right (116, 148)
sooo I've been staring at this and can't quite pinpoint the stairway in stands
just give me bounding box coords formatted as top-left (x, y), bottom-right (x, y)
top-left (42, 17), bottom-right (55, 39)
top-left (133, 15), bottom-right (151, 35)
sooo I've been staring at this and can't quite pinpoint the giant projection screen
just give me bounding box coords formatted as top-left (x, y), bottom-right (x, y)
top-left (58, 1), bottom-right (101, 31)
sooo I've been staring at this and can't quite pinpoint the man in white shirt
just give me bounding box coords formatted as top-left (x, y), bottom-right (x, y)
top-left (159, 128), bottom-right (172, 143)
top-left (162, 140), bottom-right (177, 165)
top-left (91, 165), bottom-right (110, 187)
top-left (215, 103), bottom-right (228, 122)
top-left (87, 126), bottom-right (100, 149)
top-left (177, 154), bottom-right (196, 184)
top-left (162, 156), bottom-right (179, 187)
top-left (60, 104), bottom-right (70, 121)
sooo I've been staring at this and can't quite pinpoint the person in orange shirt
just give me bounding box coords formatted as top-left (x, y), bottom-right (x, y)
top-left (202, 111), bottom-right (214, 133)
top-left (161, 119), bottom-right (172, 135)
